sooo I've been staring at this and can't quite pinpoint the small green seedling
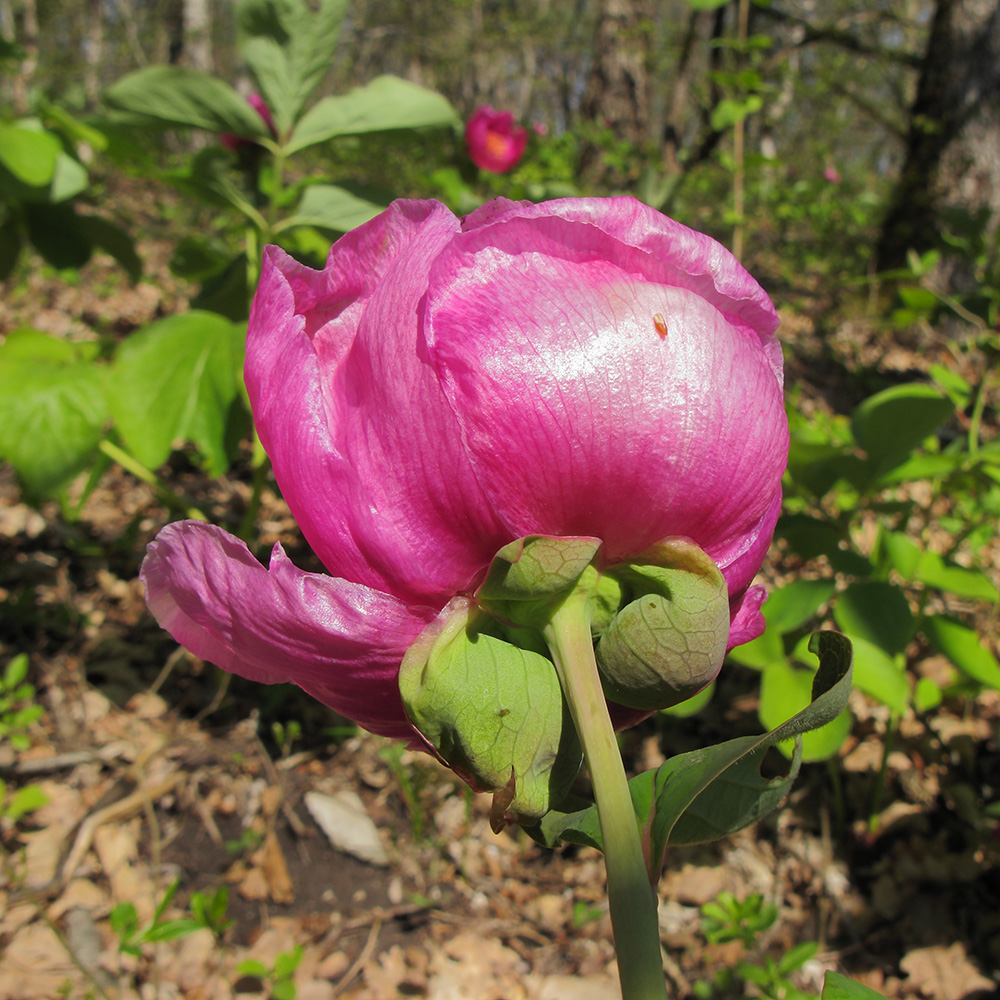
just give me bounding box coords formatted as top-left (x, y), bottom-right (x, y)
top-left (701, 892), bottom-right (778, 947)
top-left (237, 944), bottom-right (304, 1000)
top-left (0, 654), bottom-right (44, 751)
top-left (111, 878), bottom-right (232, 956)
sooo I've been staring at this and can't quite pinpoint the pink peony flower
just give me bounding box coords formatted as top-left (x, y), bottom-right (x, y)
top-left (141, 197), bottom-right (788, 742)
top-left (464, 106), bottom-right (528, 173)
top-left (220, 92), bottom-right (278, 150)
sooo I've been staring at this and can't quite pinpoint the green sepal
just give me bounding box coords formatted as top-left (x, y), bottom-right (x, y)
top-left (398, 598), bottom-right (582, 826)
top-left (596, 538), bottom-right (731, 710)
top-left (526, 632), bottom-right (853, 879)
top-left (477, 535), bottom-right (601, 628)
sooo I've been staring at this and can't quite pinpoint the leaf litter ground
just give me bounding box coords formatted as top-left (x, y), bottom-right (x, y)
top-left (1, 226), bottom-right (999, 1000)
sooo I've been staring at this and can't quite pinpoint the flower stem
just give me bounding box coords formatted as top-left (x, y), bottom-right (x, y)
top-left (543, 591), bottom-right (668, 1000)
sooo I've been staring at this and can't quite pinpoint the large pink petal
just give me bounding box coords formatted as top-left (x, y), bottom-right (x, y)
top-left (247, 201), bottom-right (507, 603)
top-left (461, 196), bottom-right (782, 385)
top-left (140, 520), bottom-right (437, 740)
top-left (424, 219), bottom-right (788, 568)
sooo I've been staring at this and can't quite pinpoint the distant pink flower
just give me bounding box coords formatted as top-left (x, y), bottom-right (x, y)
top-left (465, 106), bottom-right (527, 173)
top-left (221, 92), bottom-right (278, 150)
top-left (532, 121), bottom-right (549, 136)
top-left (823, 165), bottom-right (841, 184)
top-left (142, 197), bottom-right (788, 742)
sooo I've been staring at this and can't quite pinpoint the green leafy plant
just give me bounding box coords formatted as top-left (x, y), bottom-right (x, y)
top-left (111, 879), bottom-right (203, 957)
top-left (0, 105), bottom-right (138, 282)
top-left (0, 654), bottom-right (44, 751)
top-left (102, 0), bottom-right (457, 319)
top-left (728, 375), bottom-right (999, 762)
top-left (702, 892), bottom-right (777, 947)
top-left (694, 893), bottom-right (820, 1000)
top-left (237, 945), bottom-right (304, 1000)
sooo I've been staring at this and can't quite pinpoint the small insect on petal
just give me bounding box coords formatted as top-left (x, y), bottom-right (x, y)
top-left (653, 313), bottom-right (668, 339)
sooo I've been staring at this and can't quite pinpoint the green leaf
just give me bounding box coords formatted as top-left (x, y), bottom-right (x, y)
top-left (845, 636), bottom-right (909, 714)
top-left (236, 959), bottom-right (270, 978)
top-left (833, 582), bottom-right (913, 655)
top-left (142, 918), bottom-right (202, 943)
top-left (287, 75), bottom-right (458, 154)
top-left (272, 945), bottom-right (304, 979)
top-left (822, 971), bottom-right (888, 1000)
top-left (883, 533), bottom-right (998, 602)
top-left (0, 329), bottom-right (109, 496)
top-left (104, 67), bottom-right (271, 137)
top-left (726, 623), bottom-right (784, 670)
top-left (4, 654), bottom-right (30, 689)
top-left (48, 153), bottom-right (89, 202)
top-left (108, 312), bottom-right (246, 475)
top-left (5, 783), bottom-right (49, 822)
top-left (398, 601), bottom-right (582, 823)
top-left (776, 514), bottom-right (871, 575)
top-left (272, 980), bottom-right (297, 1000)
top-left (0, 123), bottom-right (61, 186)
top-left (851, 384), bottom-right (953, 479)
top-left (276, 184), bottom-right (387, 235)
top-left (79, 216), bottom-right (142, 282)
top-left (779, 941), bottom-right (819, 975)
top-left (24, 203), bottom-right (93, 270)
top-left (923, 615), bottom-right (1000, 689)
top-left (531, 633), bottom-right (852, 872)
top-left (760, 655), bottom-right (852, 762)
top-left (760, 579), bottom-right (836, 634)
top-left (239, 0), bottom-right (348, 136)
top-left (0, 216), bottom-right (22, 281)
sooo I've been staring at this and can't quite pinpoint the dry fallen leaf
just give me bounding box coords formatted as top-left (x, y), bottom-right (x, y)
top-left (900, 942), bottom-right (994, 998)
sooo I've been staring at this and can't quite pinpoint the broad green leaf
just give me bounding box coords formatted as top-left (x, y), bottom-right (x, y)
top-left (822, 971), bottom-right (887, 1000)
top-left (0, 123), bottom-right (61, 185)
top-left (48, 153), bottom-right (89, 202)
top-left (844, 636), bottom-right (909, 714)
top-left (5, 783), bottom-right (50, 822)
top-left (239, 0), bottom-right (348, 135)
top-left (104, 67), bottom-right (271, 137)
top-left (759, 579), bottom-right (836, 634)
top-left (4, 653), bottom-right (30, 688)
top-left (923, 615), bottom-right (1000, 689)
top-left (108, 312), bottom-right (246, 475)
top-left (662, 680), bottom-right (714, 718)
top-left (41, 103), bottom-right (109, 151)
top-left (237, 960), bottom-right (270, 978)
top-left (287, 75), bottom-right (458, 154)
top-left (0, 329), bottom-right (109, 496)
top-left (0, 216), bottom-right (21, 280)
top-left (683, 0), bottom-right (731, 8)
top-left (531, 633), bottom-right (852, 872)
top-left (929, 363), bottom-right (972, 408)
top-left (883, 533), bottom-right (998, 602)
top-left (142, 918), bottom-right (202, 943)
top-left (760, 654), bottom-right (852, 761)
top-left (276, 183), bottom-right (386, 234)
top-left (913, 676), bottom-right (943, 712)
top-left (398, 601), bottom-right (581, 823)
top-left (851, 384), bottom-right (953, 478)
top-left (726, 624), bottom-right (784, 670)
top-left (79, 216), bottom-right (142, 282)
top-left (876, 451), bottom-right (963, 484)
top-left (833, 581), bottom-right (913, 655)
top-left (24, 203), bottom-right (92, 270)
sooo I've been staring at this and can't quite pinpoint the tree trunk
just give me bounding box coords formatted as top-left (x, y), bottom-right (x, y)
top-left (582, 0), bottom-right (650, 141)
top-left (877, 0), bottom-right (1000, 276)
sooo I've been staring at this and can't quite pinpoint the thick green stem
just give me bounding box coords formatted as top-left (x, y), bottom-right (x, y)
top-left (543, 592), bottom-right (668, 1000)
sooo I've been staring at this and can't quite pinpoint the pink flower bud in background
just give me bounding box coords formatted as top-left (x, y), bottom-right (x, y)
top-left (823, 165), bottom-right (842, 184)
top-left (220, 92), bottom-right (278, 150)
top-left (142, 197), bottom-right (788, 744)
top-left (532, 121), bottom-right (549, 136)
top-left (464, 106), bottom-right (528, 173)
